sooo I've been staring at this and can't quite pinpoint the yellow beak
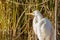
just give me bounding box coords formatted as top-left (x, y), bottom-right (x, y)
top-left (25, 13), bottom-right (34, 16)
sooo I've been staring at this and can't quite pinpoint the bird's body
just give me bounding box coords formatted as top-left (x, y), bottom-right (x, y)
top-left (33, 10), bottom-right (54, 40)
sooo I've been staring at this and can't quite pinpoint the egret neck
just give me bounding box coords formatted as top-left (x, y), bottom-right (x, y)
top-left (34, 14), bottom-right (43, 23)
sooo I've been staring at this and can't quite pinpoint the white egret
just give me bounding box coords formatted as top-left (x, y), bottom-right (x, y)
top-left (32, 10), bottom-right (54, 40)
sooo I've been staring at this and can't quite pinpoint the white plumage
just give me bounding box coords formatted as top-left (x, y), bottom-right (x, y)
top-left (33, 10), bottom-right (54, 40)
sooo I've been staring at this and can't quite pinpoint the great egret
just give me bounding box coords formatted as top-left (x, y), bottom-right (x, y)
top-left (26, 10), bottom-right (55, 40)
top-left (32, 10), bottom-right (54, 40)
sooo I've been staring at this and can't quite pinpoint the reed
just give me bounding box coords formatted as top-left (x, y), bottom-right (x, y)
top-left (0, 0), bottom-right (55, 40)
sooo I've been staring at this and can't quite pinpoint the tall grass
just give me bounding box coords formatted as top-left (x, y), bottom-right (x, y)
top-left (0, 0), bottom-right (55, 40)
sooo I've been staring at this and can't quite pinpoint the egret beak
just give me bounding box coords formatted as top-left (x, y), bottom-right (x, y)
top-left (25, 13), bottom-right (34, 16)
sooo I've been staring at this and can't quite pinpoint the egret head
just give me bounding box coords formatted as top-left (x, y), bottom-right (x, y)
top-left (26, 10), bottom-right (43, 18)
top-left (33, 10), bottom-right (43, 17)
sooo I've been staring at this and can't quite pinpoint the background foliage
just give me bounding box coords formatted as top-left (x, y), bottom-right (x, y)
top-left (0, 0), bottom-right (55, 40)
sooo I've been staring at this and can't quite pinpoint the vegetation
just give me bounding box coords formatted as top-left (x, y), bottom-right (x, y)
top-left (0, 0), bottom-right (55, 40)
top-left (57, 0), bottom-right (60, 40)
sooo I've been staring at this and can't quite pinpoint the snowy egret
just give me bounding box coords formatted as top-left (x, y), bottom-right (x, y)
top-left (26, 10), bottom-right (55, 40)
